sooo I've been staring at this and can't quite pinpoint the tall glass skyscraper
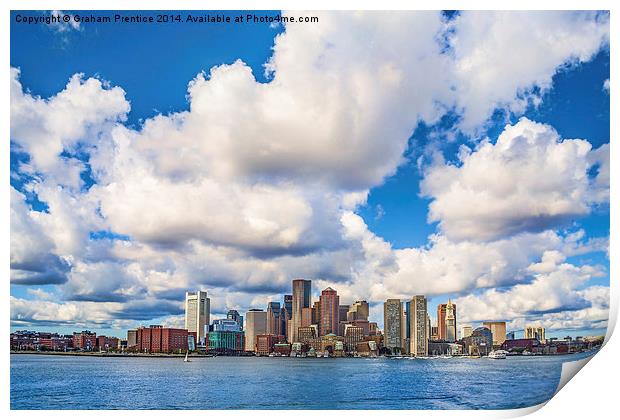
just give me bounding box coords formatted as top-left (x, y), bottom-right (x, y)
top-left (291, 279), bottom-right (311, 343)
top-left (184, 291), bottom-right (210, 345)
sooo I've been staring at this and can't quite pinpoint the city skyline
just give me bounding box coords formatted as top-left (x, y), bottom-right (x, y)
top-left (12, 278), bottom-right (597, 357)
top-left (10, 10), bottom-right (610, 342)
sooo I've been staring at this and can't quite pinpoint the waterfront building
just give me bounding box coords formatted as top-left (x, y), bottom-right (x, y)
top-left (343, 324), bottom-right (364, 353)
top-left (127, 329), bottom-right (137, 349)
top-left (459, 325), bottom-right (473, 340)
top-left (483, 322), bottom-right (507, 346)
top-left (356, 340), bottom-right (379, 357)
top-left (255, 334), bottom-right (285, 355)
top-left (384, 299), bottom-right (403, 353)
top-left (368, 322), bottom-right (379, 335)
top-left (96, 336), bottom-right (119, 350)
top-left (245, 309), bottom-right (267, 352)
top-left (291, 279), bottom-right (312, 343)
top-left (212, 319), bottom-right (242, 332)
top-left (462, 327), bottom-right (493, 356)
top-left (298, 325), bottom-right (318, 345)
top-left (319, 287), bottom-right (340, 336)
top-left (185, 291), bottom-right (210, 345)
top-left (136, 325), bottom-right (189, 353)
top-left (274, 342), bottom-right (291, 356)
top-left (428, 341), bottom-right (463, 356)
top-left (266, 302), bottom-right (282, 336)
top-left (320, 333), bottom-right (344, 355)
top-left (437, 301), bottom-right (457, 342)
top-left (525, 326), bottom-right (546, 343)
top-left (501, 338), bottom-right (540, 353)
top-left (208, 330), bottom-right (244, 353)
top-left (445, 300), bottom-right (456, 342)
top-left (409, 296), bottom-right (428, 356)
top-left (347, 300), bottom-right (369, 321)
top-left (35, 334), bottom-right (73, 351)
top-left (72, 331), bottom-right (97, 351)
top-left (227, 309), bottom-right (243, 330)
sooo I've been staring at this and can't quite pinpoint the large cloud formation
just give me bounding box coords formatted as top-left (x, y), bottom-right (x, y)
top-left (421, 118), bottom-right (609, 242)
top-left (10, 11), bottom-right (609, 333)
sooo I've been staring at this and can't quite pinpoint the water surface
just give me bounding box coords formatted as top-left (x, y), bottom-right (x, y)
top-left (10, 353), bottom-right (593, 409)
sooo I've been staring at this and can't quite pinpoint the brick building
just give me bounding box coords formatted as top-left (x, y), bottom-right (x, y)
top-left (136, 325), bottom-right (189, 353)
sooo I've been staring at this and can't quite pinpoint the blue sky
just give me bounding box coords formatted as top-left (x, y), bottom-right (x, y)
top-left (10, 11), bottom-right (610, 340)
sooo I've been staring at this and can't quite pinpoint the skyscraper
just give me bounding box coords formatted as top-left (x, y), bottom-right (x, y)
top-left (291, 279), bottom-right (311, 343)
top-left (347, 300), bottom-right (369, 321)
top-left (185, 291), bottom-right (210, 344)
top-left (483, 321), bottom-right (507, 346)
top-left (319, 287), bottom-right (339, 336)
top-left (384, 299), bottom-right (403, 352)
top-left (437, 301), bottom-right (457, 341)
top-left (266, 302), bottom-right (282, 336)
top-left (409, 295), bottom-right (428, 357)
top-left (245, 309), bottom-right (267, 352)
top-left (445, 300), bottom-right (456, 342)
top-left (282, 294), bottom-right (293, 341)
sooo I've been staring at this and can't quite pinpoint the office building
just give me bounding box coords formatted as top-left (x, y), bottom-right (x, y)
top-left (185, 291), bottom-right (210, 344)
top-left (245, 309), bottom-right (267, 352)
top-left (343, 325), bottom-right (365, 353)
top-left (212, 319), bottom-right (242, 332)
top-left (227, 310), bottom-right (243, 330)
top-left (208, 330), bottom-right (244, 352)
top-left (384, 299), bottom-right (403, 352)
top-left (312, 301), bottom-right (321, 326)
top-left (266, 302), bottom-right (282, 336)
top-left (462, 327), bottom-right (493, 356)
top-left (483, 321), bottom-right (507, 346)
top-left (319, 287), bottom-right (340, 336)
top-left (256, 334), bottom-right (285, 356)
top-left (291, 279), bottom-right (312, 343)
top-left (437, 301), bottom-right (457, 342)
top-left (409, 296), bottom-right (428, 357)
top-left (298, 325), bottom-right (318, 345)
top-left (525, 326), bottom-right (546, 343)
top-left (347, 300), bottom-right (369, 321)
top-left (339, 305), bottom-right (349, 326)
top-left (301, 307), bottom-right (313, 328)
top-left (281, 295), bottom-right (293, 341)
top-left (460, 325), bottom-right (473, 340)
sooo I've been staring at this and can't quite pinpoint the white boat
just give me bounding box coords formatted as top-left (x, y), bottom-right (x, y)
top-left (488, 350), bottom-right (507, 359)
top-left (183, 351), bottom-right (191, 362)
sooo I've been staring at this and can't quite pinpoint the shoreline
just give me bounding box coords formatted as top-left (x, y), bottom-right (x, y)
top-left (11, 350), bottom-right (597, 358)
